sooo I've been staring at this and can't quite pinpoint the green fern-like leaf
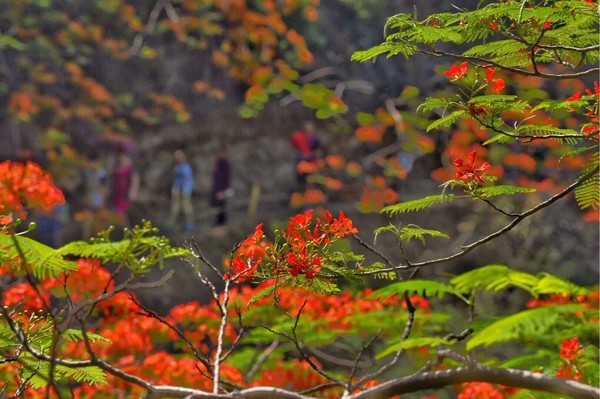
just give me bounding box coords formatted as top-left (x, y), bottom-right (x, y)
top-left (381, 194), bottom-right (456, 215)
top-left (575, 175), bottom-right (600, 210)
top-left (18, 359), bottom-right (50, 389)
top-left (369, 279), bottom-right (469, 303)
top-left (426, 110), bottom-right (467, 132)
top-left (463, 39), bottom-right (529, 58)
top-left (57, 239), bottom-right (131, 263)
top-left (451, 265), bottom-right (591, 297)
top-left (0, 235), bottom-right (78, 278)
top-left (57, 235), bottom-right (191, 273)
top-left (418, 97), bottom-right (457, 113)
top-left (532, 274), bottom-right (590, 296)
top-left (482, 133), bottom-right (516, 145)
top-left (62, 329), bottom-right (112, 344)
top-left (351, 41), bottom-right (417, 62)
top-left (514, 125), bottom-right (581, 139)
top-left (377, 337), bottom-right (453, 359)
top-left (398, 224), bottom-right (449, 245)
top-left (450, 264), bottom-right (538, 294)
top-left (248, 284), bottom-right (279, 306)
top-left (56, 365), bottom-right (107, 385)
top-left (575, 154), bottom-right (600, 210)
top-left (473, 185), bottom-right (536, 198)
top-left (466, 304), bottom-right (584, 350)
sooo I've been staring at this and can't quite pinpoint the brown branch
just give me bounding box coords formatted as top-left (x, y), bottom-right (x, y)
top-left (352, 234), bottom-right (394, 269)
top-left (351, 366), bottom-right (600, 399)
top-left (418, 48), bottom-right (599, 80)
top-left (142, 364), bottom-right (600, 399)
top-left (128, 0), bottom-right (178, 56)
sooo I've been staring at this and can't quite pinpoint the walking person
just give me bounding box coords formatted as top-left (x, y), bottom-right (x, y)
top-left (167, 149), bottom-right (195, 232)
top-left (108, 149), bottom-right (140, 226)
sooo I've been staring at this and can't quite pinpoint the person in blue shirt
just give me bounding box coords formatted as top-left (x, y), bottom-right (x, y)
top-left (168, 149), bottom-right (195, 232)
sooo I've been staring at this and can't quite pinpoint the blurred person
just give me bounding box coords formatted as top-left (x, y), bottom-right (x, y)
top-left (84, 153), bottom-right (108, 211)
top-left (167, 149), bottom-right (195, 232)
top-left (108, 149), bottom-right (139, 224)
top-left (210, 147), bottom-right (232, 226)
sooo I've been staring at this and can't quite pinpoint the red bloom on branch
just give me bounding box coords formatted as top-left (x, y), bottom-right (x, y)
top-left (325, 210), bottom-right (358, 238)
top-left (485, 68), bottom-right (505, 94)
top-left (227, 223), bottom-right (267, 282)
top-left (559, 337), bottom-right (584, 361)
top-left (287, 249), bottom-right (322, 279)
top-left (444, 61), bottom-right (468, 80)
top-left (566, 91), bottom-right (582, 102)
top-left (454, 151), bottom-right (490, 183)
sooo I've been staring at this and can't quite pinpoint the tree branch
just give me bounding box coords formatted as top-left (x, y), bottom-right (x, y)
top-left (352, 366), bottom-right (600, 399)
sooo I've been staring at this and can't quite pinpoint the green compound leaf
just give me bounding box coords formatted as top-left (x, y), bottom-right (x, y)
top-left (466, 304), bottom-right (585, 350)
top-left (381, 194), bottom-right (455, 215)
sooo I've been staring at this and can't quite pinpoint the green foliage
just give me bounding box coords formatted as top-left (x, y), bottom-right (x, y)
top-left (62, 329), bottom-right (112, 344)
top-left (374, 224), bottom-right (449, 245)
top-left (466, 304), bottom-right (585, 350)
top-left (381, 194), bottom-right (456, 215)
top-left (473, 185), bottom-right (536, 198)
top-left (397, 224), bottom-right (449, 244)
top-left (369, 279), bottom-right (469, 303)
top-left (426, 110), bottom-right (468, 132)
top-left (450, 264), bottom-right (590, 296)
top-left (57, 221), bottom-right (191, 274)
top-left (19, 360), bottom-right (107, 389)
top-left (0, 234), bottom-right (78, 278)
top-left (575, 152), bottom-right (600, 210)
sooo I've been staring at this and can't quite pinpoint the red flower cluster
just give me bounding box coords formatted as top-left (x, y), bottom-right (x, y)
top-left (279, 209), bottom-right (358, 279)
top-left (485, 68), bottom-right (505, 94)
top-left (0, 161), bottom-right (65, 221)
top-left (226, 210), bottom-right (358, 282)
top-left (565, 81), bottom-right (599, 135)
top-left (444, 61), bottom-right (468, 80)
top-left (559, 337), bottom-right (584, 362)
top-left (453, 150), bottom-right (491, 183)
top-left (526, 290), bottom-right (599, 310)
top-left (227, 223), bottom-right (267, 282)
top-left (556, 337), bottom-right (585, 380)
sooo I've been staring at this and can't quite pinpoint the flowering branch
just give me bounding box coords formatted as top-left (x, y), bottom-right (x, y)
top-left (361, 165), bottom-right (599, 275)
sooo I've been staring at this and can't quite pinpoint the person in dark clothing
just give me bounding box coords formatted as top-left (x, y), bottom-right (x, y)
top-left (210, 147), bottom-right (232, 226)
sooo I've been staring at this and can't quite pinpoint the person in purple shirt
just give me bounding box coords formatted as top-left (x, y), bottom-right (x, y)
top-left (168, 149), bottom-right (195, 232)
top-left (210, 147), bottom-right (232, 226)
top-left (109, 150), bottom-right (140, 225)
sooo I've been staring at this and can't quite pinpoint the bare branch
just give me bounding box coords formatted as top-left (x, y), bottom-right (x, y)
top-left (244, 340), bottom-right (280, 383)
top-left (420, 48), bottom-right (600, 80)
top-left (128, 0), bottom-right (179, 56)
top-left (351, 366), bottom-right (600, 399)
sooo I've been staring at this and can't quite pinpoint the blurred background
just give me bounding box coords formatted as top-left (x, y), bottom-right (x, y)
top-left (1, 0), bottom-right (597, 309)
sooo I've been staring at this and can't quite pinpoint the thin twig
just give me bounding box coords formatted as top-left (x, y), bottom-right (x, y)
top-left (352, 234), bottom-right (394, 269)
top-left (244, 340), bottom-right (280, 382)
